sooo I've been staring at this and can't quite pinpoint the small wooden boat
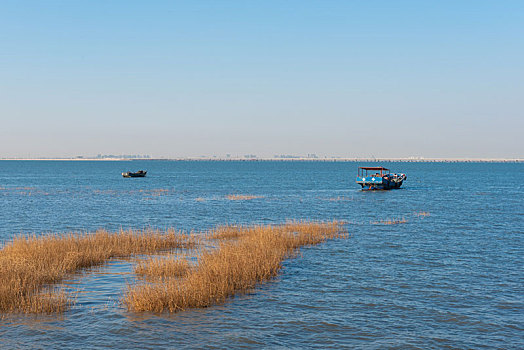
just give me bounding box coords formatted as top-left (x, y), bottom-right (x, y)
top-left (356, 166), bottom-right (406, 190)
top-left (122, 170), bottom-right (147, 178)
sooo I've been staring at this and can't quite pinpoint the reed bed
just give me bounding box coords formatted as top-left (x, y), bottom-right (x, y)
top-left (124, 221), bottom-right (346, 313)
top-left (135, 257), bottom-right (192, 279)
top-left (319, 196), bottom-right (353, 202)
top-left (208, 224), bottom-right (255, 240)
top-left (225, 194), bottom-right (264, 201)
top-left (0, 228), bottom-right (197, 313)
top-left (371, 218), bottom-right (407, 225)
top-left (140, 189), bottom-right (172, 197)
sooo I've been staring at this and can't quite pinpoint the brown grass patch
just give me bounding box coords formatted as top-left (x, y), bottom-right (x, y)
top-left (225, 194), bottom-right (264, 201)
top-left (371, 218), bottom-right (407, 225)
top-left (319, 196), bottom-right (353, 202)
top-left (0, 228), bottom-right (196, 313)
top-left (141, 189), bottom-right (172, 197)
top-left (124, 221), bottom-right (346, 313)
top-left (208, 224), bottom-right (255, 240)
top-left (135, 257), bottom-right (192, 279)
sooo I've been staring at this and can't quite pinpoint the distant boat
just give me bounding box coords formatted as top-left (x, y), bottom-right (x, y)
top-left (122, 170), bottom-right (147, 178)
top-left (356, 166), bottom-right (406, 190)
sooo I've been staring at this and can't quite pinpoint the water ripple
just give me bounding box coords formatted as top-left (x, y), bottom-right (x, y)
top-left (0, 161), bottom-right (522, 348)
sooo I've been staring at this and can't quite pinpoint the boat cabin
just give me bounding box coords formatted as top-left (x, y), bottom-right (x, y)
top-left (357, 166), bottom-right (390, 178)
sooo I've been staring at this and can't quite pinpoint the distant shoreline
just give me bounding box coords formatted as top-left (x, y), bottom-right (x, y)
top-left (1, 157), bottom-right (522, 163)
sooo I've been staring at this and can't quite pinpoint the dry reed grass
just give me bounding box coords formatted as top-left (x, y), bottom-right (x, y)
top-left (141, 189), bottom-right (172, 197)
top-left (0, 228), bottom-right (196, 313)
top-left (135, 257), bottom-right (192, 279)
top-left (208, 224), bottom-right (254, 240)
top-left (93, 189), bottom-right (172, 197)
top-left (319, 196), bottom-right (353, 202)
top-left (0, 186), bottom-right (50, 196)
top-left (225, 194), bottom-right (263, 200)
top-left (124, 221), bottom-right (346, 312)
top-left (371, 218), bottom-right (407, 225)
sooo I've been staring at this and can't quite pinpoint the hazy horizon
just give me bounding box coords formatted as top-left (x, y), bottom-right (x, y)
top-left (1, 1), bottom-right (523, 159)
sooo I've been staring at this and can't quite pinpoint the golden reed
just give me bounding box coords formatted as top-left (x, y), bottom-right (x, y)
top-left (225, 194), bottom-right (263, 200)
top-left (135, 257), bottom-right (192, 279)
top-left (371, 218), bottom-right (407, 225)
top-left (0, 228), bottom-right (196, 313)
top-left (124, 221), bottom-right (346, 312)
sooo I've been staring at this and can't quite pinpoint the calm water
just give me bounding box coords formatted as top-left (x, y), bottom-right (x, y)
top-left (0, 160), bottom-right (522, 349)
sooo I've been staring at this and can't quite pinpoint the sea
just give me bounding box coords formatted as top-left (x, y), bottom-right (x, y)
top-left (0, 160), bottom-right (522, 349)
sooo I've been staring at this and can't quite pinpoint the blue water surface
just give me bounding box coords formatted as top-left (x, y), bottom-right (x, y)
top-left (0, 160), bottom-right (522, 349)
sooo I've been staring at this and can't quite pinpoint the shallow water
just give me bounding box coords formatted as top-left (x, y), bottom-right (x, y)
top-left (0, 160), bottom-right (522, 349)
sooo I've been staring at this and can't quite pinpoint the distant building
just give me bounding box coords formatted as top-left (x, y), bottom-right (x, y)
top-left (275, 154), bottom-right (300, 159)
top-left (95, 154), bottom-right (150, 159)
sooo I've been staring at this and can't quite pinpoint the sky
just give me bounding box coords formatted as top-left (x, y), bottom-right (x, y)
top-left (1, 0), bottom-right (523, 159)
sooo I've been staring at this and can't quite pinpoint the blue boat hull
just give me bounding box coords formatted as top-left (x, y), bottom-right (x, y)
top-left (356, 174), bottom-right (406, 190)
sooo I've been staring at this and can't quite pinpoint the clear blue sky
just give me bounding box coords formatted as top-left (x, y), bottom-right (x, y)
top-left (1, 1), bottom-right (523, 158)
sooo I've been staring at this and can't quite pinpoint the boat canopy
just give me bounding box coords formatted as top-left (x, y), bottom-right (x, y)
top-left (357, 166), bottom-right (390, 177)
top-left (358, 167), bottom-right (390, 171)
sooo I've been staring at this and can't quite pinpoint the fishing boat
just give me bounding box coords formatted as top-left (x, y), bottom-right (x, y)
top-left (356, 166), bottom-right (406, 190)
top-left (122, 170), bottom-right (147, 178)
